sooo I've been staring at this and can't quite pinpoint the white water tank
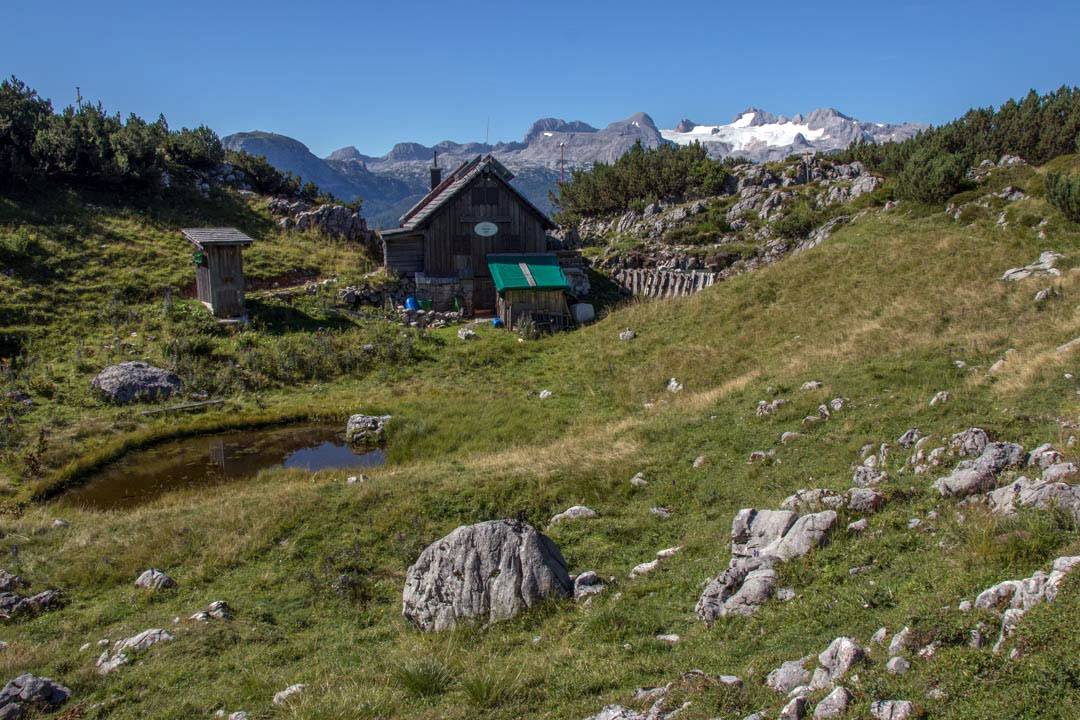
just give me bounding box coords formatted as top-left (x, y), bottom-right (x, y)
top-left (571, 303), bottom-right (595, 325)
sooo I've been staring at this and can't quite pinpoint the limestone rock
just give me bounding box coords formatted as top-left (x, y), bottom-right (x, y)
top-left (810, 637), bottom-right (864, 689)
top-left (1028, 443), bottom-right (1064, 469)
top-left (780, 696), bottom-right (807, 720)
top-left (933, 441), bottom-right (1025, 498)
top-left (96, 629), bottom-right (174, 674)
top-left (814, 687), bottom-right (852, 718)
top-left (91, 362), bottom-right (181, 404)
top-left (986, 475), bottom-right (1080, 522)
top-left (801, 380), bottom-right (823, 391)
top-left (134, 569), bottom-right (176, 591)
top-left (0, 572), bottom-right (27, 594)
top-left (1001, 251), bottom-right (1063, 281)
top-left (950, 428), bottom-right (989, 457)
top-left (0, 674), bottom-right (70, 718)
top-left (897, 428), bottom-right (922, 448)
top-left (852, 466), bottom-right (887, 487)
top-left (345, 414), bottom-right (391, 445)
top-left (402, 520), bottom-right (571, 631)
top-left (929, 390), bottom-right (950, 406)
top-left (573, 571), bottom-right (606, 600)
top-left (888, 626), bottom-right (912, 656)
top-left (0, 590), bottom-right (62, 621)
top-left (549, 505), bottom-right (598, 526)
top-left (886, 656), bottom-right (910, 674)
top-left (273, 684), bottom-right (306, 706)
top-left (870, 700), bottom-right (914, 720)
top-left (767, 658), bottom-right (811, 694)
top-left (619, 329), bottom-right (636, 342)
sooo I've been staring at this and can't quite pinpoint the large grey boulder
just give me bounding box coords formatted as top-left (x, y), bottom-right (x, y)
top-left (345, 414), bottom-right (391, 445)
top-left (0, 674), bottom-right (70, 719)
top-left (402, 520), bottom-right (572, 631)
top-left (91, 362), bottom-right (181, 404)
top-left (950, 428), bottom-right (989, 456)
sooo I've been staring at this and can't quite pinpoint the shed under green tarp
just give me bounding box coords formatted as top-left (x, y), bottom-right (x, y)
top-left (487, 253), bottom-right (570, 294)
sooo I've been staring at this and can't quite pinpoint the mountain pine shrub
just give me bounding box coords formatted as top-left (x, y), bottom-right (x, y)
top-left (1046, 171), bottom-right (1080, 222)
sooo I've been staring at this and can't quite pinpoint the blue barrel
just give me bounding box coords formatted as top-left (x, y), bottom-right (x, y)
top-left (404, 296), bottom-right (419, 311)
top-left (491, 317), bottom-right (504, 327)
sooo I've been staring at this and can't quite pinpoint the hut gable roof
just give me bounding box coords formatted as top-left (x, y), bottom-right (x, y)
top-left (397, 154), bottom-right (555, 231)
top-left (181, 227), bottom-right (254, 247)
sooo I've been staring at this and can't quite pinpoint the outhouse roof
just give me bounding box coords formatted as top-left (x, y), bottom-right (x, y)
top-left (181, 227), bottom-right (255, 247)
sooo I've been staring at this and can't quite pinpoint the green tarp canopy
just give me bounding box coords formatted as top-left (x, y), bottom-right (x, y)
top-left (487, 254), bottom-right (570, 294)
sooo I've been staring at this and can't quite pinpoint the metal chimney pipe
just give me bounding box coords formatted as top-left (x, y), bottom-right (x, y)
top-left (430, 150), bottom-right (441, 190)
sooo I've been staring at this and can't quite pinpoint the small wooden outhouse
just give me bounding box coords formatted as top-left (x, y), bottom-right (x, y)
top-left (181, 228), bottom-right (254, 320)
top-left (487, 253), bottom-right (572, 331)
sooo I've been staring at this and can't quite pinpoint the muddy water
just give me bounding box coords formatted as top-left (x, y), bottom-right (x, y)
top-left (60, 425), bottom-right (384, 511)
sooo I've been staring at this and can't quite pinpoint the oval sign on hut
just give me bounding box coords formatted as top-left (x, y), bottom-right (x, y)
top-left (474, 221), bottom-right (498, 237)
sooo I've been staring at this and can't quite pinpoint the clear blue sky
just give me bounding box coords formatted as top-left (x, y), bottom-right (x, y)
top-left (4, 0), bottom-right (1079, 157)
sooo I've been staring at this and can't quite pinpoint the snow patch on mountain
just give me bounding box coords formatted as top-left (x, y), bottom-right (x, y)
top-left (663, 111), bottom-right (827, 151)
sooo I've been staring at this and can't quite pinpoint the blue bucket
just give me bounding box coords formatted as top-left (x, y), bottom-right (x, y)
top-left (404, 296), bottom-right (419, 311)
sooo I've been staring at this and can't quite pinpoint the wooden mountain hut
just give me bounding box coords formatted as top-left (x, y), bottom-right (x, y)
top-left (379, 154), bottom-right (556, 315)
top-left (181, 227), bottom-right (254, 320)
top-left (487, 253), bottom-right (572, 331)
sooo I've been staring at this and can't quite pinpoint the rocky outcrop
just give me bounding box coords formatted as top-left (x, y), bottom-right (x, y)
top-left (933, 441), bottom-right (1025, 497)
top-left (1001, 251), bottom-right (1062, 282)
top-left (696, 509), bottom-right (837, 624)
top-left (0, 590), bottom-right (62, 621)
top-left (0, 674), bottom-right (70, 719)
top-left (971, 555), bottom-right (1079, 653)
top-left (549, 505), bottom-right (598, 525)
top-left (402, 520), bottom-right (572, 631)
top-left (270, 199), bottom-right (371, 244)
top-left (91, 362), bottom-right (181, 404)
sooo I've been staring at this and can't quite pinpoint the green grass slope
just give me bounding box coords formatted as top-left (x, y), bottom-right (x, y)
top-left (1, 160), bottom-right (1080, 718)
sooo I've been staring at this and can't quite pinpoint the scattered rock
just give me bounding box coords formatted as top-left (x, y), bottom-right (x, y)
top-left (886, 656), bottom-right (910, 675)
top-left (619, 329), bottom-right (636, 342)
top-left (345, 414), bottom-right (391, 445)
top-left (697, 510), bottom-right (836, 623)
top-left (801, 381), bottom-right (823, 391)
top-left (897, 428), bottom-right (922, 448)
top-left (0, 674), bottom-right (70, 718)
top-left (457, 327), bottom-right (477, 340)
top-left (666, 378), bottom-right (683, 393)
top-left (549, 505), bottom-right (598, 526)
top-left (0, 590), bottom-right (62, 621)
top-left (189, 600), bottom-right (232, 622)
top-left (847, 518), bottom-right (868, 533)
top-left (933, 441), bottom-right (1025, 497)
top-left (134, 569), bottom-right (176, 591)
top-left (870, 699), bottom-right (915, 720)
top-left (650, 507), bottom-right (672, 519)
top-left (539, 389), bottom-right (554, 400)
top-left (767, 658), bottom-right (811, 694)
top-left (810, 637), bottom-right (864, 689)
top-left (629, 560), bottom-right (660, 578)
top-left (96, 629), bottom-right (174, 674)
top-left (757, 398), bottom-right (788, 416)
top-left (950, 428), bottom-right (990, 457)
top-left (51, 519), bottom-right (69, 529)
top-left (780, 696), bottom-right (807, 720)
top-left (692, 455), bottom-right (707, 468)
top-left (929, 390), bottom-right (950, 406)
top-left (272, 684), bottom-right (305, 706)
top-left (852, 466), bottom-right (888, 487)
top-left (630, 472), bottom-right (648, 488)
top-left (91, 362), bottom-right (181, 404)
top-left (401, 520), bottom-right (571, 631)
top-left (814, 687), bottom-right (852, 718)
top-left (1001, 251), bottom-right (1063, 282)
top-left (888, 626), bottom-right (912, 656)
top-left (0, 572), bottom-right (27, 594)
top-left (986, 474), bottom-right (1080, 522)
top-left (655, 634), bottom-right (680, 645)
top-left (574, 572), bottom-right (606, 600)
top-left (781, 432), bottom-right (802, 444)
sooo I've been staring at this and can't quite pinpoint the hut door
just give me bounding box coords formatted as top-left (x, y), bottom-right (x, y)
top-left (473, 278), bottom-right (495, 312)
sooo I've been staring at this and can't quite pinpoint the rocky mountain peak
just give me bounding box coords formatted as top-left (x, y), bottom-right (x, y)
top-left (326, 146), bottom-right (365, 163)
top-left (524, 118), bottom-right (598, 143)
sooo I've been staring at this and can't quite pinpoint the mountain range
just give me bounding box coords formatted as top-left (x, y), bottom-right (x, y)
top-left (223, 108), bottom-right (926, 227)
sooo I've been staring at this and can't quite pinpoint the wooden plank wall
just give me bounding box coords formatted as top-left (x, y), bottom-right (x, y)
top-left (423, 175), bottom-right (548, 278)
top-left (384, 235), bottom-right (424, 275)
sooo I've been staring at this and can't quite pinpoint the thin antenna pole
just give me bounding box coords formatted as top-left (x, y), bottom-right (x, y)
top-left (75, 86), bottom-right (82, 107)
top-left (485, 117), bottom-right (490, 145)
top-left (559, 142), bottom-right (566, 184)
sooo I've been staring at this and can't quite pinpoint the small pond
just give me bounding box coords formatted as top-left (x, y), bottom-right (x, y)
top-left (60, 425), bottom-right (385, 511)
